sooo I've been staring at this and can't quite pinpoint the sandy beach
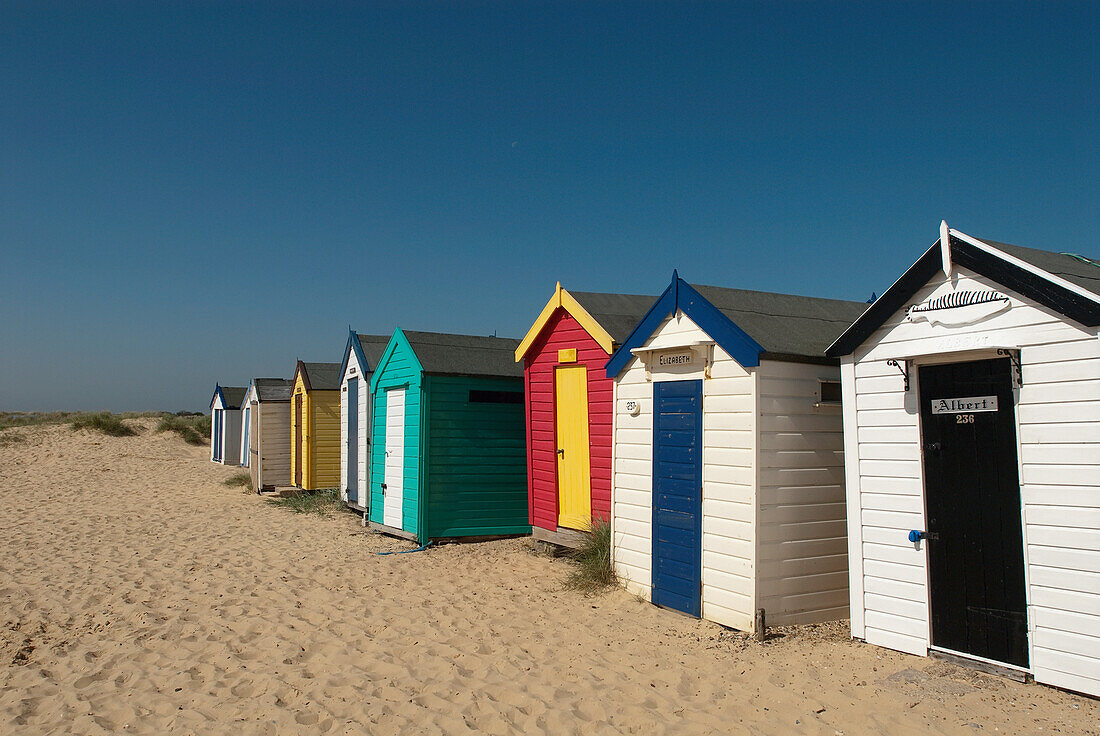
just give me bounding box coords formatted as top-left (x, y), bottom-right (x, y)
top-left (0, 418), bottom-right (1096, 735)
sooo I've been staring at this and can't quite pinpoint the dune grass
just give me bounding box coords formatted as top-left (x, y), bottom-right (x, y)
top-left (0, 411), bottom-right (81, 430)
top-left (157, 414), bottom-right (212, 445)
top-left (265, 488), bottom-right (345, 515)
top-left (71, 412), bottom-right (139, 437)
top-left (563, 518), bottom-right (617, 594)
top-left (224, 472), bottom-right (252, 491)
top-left (0, 430), bottom-right (25, 447)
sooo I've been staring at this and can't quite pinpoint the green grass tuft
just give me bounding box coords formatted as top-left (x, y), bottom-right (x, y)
top-left (224, 472), bottom-right (252, 491)
top-left (71, 412), bottom-right (138, 437)
top-left (0, 430), bottom-right (26, 447)
top-left (563, 518), bottom-right (617, 594)
top-left (156, 414), bottom-right (211, 445)
top-left (0, 411), bottom-right (80, 430)
top-left (264, 488), bottom-right (345, 515)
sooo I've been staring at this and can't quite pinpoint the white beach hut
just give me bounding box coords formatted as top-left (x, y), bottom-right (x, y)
top-left (605, 272), bottom-right (868, 633)
top-left (239, 378), bottom-right (294, 490)
top-left (209, 385), bottom-right (246, 466)
top-left (338, 332), bottom-right (391, 511)
top-left (826, 223), bottom-right (1100, 696)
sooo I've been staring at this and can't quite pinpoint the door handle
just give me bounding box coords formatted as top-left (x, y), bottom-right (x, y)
top-left (381, 483), bottom-right (387, 495)
top-left (556, 448), bottom-right (565, 457)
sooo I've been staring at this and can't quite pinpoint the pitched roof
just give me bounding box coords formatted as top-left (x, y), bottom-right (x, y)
top-left (218, 386), bottom-right (248, 409)
top-left (606, 273), bottom-right (868, 377)
top-left (252, 378), bottom-right (293, 402)
top-left (826, 229), bottom-right (1100, 358)
top-left (691, 284), bottom-right (869, 359)
top-left (568, 291), bottom-right (659, 343)
top-left (981, 240), bottom-right (1100, 295)
top-left (403, 331), bottom-right (523, 378)
top-left (298, 362), bottom-right (342, 391)
top-left (356, 334), bottom-right (391, 371)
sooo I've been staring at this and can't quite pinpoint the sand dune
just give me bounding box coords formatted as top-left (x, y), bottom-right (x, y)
top-left (0, 419), bottom-right (1096, 734)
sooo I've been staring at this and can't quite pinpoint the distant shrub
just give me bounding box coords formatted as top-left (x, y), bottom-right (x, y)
top-left (0, 411), bottom-right (79, 430)
top-left (157, 414), bottom-right (211, 445)
top-left (564, 519), bottom-right (617, 594)
top-left (72, 412), bottom-right (138, 437)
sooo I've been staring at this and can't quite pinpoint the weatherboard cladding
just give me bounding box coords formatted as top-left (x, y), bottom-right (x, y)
top-left (524, 311), bottom-right (614, 531)
top-left (841, 256), bottom-right (1100, 698)
top-left (368, 329), bottom-right (529, 541)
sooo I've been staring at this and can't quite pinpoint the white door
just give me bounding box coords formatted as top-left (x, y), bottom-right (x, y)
top-left (383, 387), bottom-right (405, 528)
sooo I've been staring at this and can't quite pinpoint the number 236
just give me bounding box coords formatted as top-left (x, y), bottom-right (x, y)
top-left (955, 414), bottom-right (975, 424)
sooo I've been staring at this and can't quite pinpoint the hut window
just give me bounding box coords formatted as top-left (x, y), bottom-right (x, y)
top-left (469, 390), bottom-right (523, 404)
top-left (819, 380), bottom-right (842, 404)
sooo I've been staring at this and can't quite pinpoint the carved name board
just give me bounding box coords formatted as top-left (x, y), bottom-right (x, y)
top-left (930, 396), bottom-right (999, 414)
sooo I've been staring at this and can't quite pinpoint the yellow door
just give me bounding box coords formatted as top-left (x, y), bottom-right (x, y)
top-left (555, 366), bottom-right (592, 530)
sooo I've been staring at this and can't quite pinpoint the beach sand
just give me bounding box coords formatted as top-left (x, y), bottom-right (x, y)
top-left (0, 418), bottom-right (1096, 734)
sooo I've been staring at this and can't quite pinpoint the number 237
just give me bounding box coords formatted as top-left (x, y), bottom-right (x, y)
top-left (955, 414), bottom-right (975, 424)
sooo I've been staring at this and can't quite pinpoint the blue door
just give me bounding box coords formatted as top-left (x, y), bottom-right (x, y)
top-left (347, 377), bottom-right (358, 504)
top-left (213, 409), bottom-right (223, 461)
top-left (652, 380), bottom-right (703, 617)
top-left (241, 407), bottom-right (250, 466)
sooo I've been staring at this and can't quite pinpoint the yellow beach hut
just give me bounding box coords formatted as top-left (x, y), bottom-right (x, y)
top-left (290, 361), bottom-right (342, 490)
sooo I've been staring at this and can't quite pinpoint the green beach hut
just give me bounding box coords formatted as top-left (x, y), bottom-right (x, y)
top-left (368, 329), bottom-right (530, 543)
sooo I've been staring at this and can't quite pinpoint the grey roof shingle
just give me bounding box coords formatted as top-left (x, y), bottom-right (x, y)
top-left (979, 239), bottom-right (1100, 296)
top-left (356, 334), bottom-right (391, 373)
top-left (568, 291), bottom-right (658, 344)
top-left (402, 331), bottom-right (523, 378)
top-left (690, 284), bottom-right (870, 359)
top-left (252, 378), bottom-right (293, 402)
top-left (299, 362), bottom-right (342, 391)
top-left (220, 386), bottom-right (248, 409)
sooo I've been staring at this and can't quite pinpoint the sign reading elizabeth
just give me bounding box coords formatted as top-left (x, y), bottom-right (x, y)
top-left (930, 395), bottom-right (999, 414)
top-left (658, 352), bottom-right (693, 366)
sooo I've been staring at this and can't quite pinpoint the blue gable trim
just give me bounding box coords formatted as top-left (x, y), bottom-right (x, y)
top-left (338, 329), bottom-right (371, 382)
top-left (209, 383), bottom-right (224, 410)
top-left (604, 273), bottom-right (766, 378)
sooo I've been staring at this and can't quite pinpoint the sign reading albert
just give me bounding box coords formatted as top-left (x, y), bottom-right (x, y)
top-left (930, 395), bottom-right (999, 414)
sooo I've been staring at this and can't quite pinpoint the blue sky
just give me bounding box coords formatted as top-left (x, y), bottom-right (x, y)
top-left (1, 1), bottom-right (1096, 411)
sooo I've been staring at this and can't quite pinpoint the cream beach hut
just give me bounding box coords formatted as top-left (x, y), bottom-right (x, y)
top-left (240, 378), bottom-right (294, 490)
top-left (605, 272), bottom-right (868, 633)
top-left (826, 223), bottom-right (1100, 695)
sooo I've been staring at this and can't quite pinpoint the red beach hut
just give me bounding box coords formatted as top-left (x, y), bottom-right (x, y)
top-left (514, 283), bottom-right (654, 546)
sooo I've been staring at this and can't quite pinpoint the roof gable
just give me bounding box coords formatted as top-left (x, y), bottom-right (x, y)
top-left (516, 283), bottom-right (619, 359)
top-left (338, 331), bottom-right (392, 381)
top-left (826, 228), bottom-right (1100, 358)
top-left (606, 272), bottom-right (867, 377)
top-left (369, 328), bottom-right (424, 393)
top-left (210, 384), bottom-right (247, 409)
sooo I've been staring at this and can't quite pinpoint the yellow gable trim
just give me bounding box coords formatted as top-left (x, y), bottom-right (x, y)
top-left (514, 282), bottom-right (616, 361)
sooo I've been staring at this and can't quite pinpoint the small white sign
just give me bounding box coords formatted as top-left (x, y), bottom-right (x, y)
top-left (657, 352), bottom-right (693, 366)
top-left (625, 400), bottom-right (641, 416)
top-left (930, 396), bottom-right (998, 414)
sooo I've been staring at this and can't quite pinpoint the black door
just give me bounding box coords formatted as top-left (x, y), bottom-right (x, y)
top-left (919, 357), bottom-right (1028, 668)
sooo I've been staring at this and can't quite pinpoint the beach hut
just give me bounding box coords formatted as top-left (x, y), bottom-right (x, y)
top-left (291, 361), bottom-right (342, 490)
top-left (368, 329), bottom-right (530, 542)
top-left (209, 385), bottom-right (246, 465)
top-left (606, 271), bottom-right (867, 632)
top-left (514, 283), bottom-right (655, 546)
top-left (239, 378), bottom-right (294, 490)
top-left (338, 331), bottom-right (391, 511)
top-left (826, 223), bottom-right (1100, 695)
